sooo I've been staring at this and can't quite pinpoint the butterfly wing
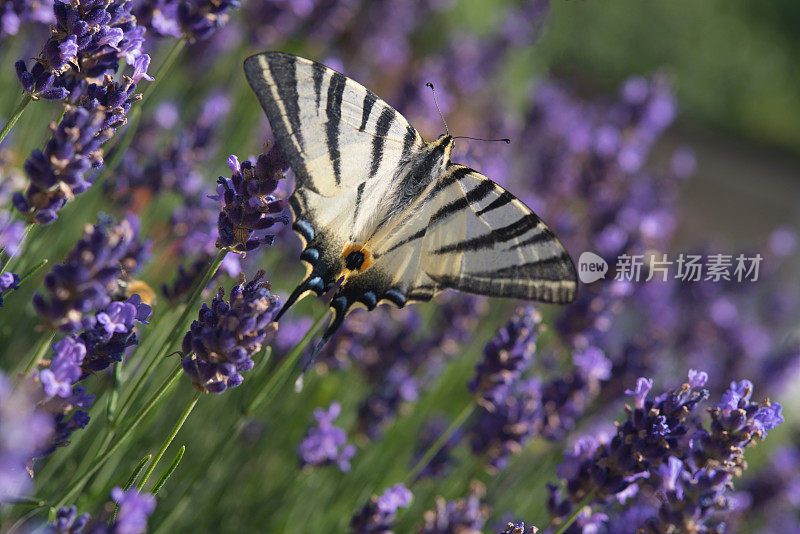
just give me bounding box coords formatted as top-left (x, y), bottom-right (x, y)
top-left (243, 51), bottom-right (424, 197)
top-left (417, 165), bottom-right (578, 303)
top-left (321, 164), bottom-right (577, 346)
top-left (244, 51), bottom-right (428, 318)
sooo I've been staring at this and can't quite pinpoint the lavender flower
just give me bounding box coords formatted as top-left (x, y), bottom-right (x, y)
top-left (469, 306), bottom-right (541, 408)
top-left (180, 272), bottom-right (279, 393)
top-left (468, 310), bottom-right (611, 469)
top-left (111, 487), bottom-right (156, 534)
top-left (297, 402), bottom-right (356, 472)
top-left (39, 337), bottom-right (86, 398)
top-left (214, 146), bottom-right (289, 253)
top-left (13, 106), bottom-right (108, 223)
top-left (0, 272), bottom-right (20, 306)
top-left (416, 482), bottom-right (489, 534)
top-left (79, 294), bottom-right (152, 373)
top-left (0, 373), bottom-right (53, 503)
top-left (500, 522), bottom-right (538, 534)
top-left (0, 211), bottom-right (26, 257)
top-left (350, 483), bottom-right (413, 533)
top-left (33, 215), bottom-right (146, 331)
top-left (33, 335), bottom-right (96, 456)
top-left (13, 0), bottom-right (151, 222)
top-left (135, 0), bottom-right (241, 41)
top-left (16, 0), bottom-right (147, 94)
top-left (50, 505), bottom-right (90, 533)
top-left (49, 487), bottom-right (155, 533)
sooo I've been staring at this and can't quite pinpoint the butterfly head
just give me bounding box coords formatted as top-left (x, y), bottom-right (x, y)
top-left (434, 134), bottom-right (455, 160)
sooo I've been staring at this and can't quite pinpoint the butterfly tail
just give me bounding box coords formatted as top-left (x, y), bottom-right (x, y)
top-left (275, 275), bottom-right (328, 322)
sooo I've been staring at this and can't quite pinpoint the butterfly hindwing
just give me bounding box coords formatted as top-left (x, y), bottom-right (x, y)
top-left (243, 51), bottom-right (425, 197)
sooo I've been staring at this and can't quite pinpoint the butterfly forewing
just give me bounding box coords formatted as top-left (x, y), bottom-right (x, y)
top-left (243, 52), bottom-right (424, 197)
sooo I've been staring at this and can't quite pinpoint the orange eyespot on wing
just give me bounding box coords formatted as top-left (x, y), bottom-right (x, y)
top-left (342, 243), bottom-right (374, 273)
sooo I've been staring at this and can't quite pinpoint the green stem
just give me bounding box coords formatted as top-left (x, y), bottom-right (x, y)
top-left (137, 391), bottom-right (201, 491)
top-left (152, 445), bottom-right (185, 495)
top-left (153, 312), bottom-right (327, 532)
top-left (113, 250), bottom-right (225, 427)
top-left (19, 331), bottom-right (55, 378)
top-left (123, 455), bottom-right (153, 491)
top-left (143, 39), bottom-right (186, 101)
top-left (53, 366), bottom-right (182, 509)
top-left (244, 307), bottom-right (328, 416)
top-left (551, 490), bottom-right (597, 534)
top-left (0, 224), bottom-right (34, 277)
top-left (404, 403), bottom-right (476, 484)
top-left (17, 259), bottom-right (48, 285)
top-left (110, 454), bottom-right (152, 523)
top-left (0, 94), bottom-right (31, 146)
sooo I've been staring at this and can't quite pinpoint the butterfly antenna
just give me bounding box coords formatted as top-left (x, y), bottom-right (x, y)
top-left (426, 82), bottom-right (450, 136)
top-left (452, 136), bottom-right (511, 144)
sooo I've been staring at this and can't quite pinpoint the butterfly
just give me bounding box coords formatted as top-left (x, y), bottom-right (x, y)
top-left (243, 51), bottom-right (578, 348)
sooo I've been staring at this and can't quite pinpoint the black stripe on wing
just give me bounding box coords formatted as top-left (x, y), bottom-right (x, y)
top-left (312, 63), bottom-right (325, 111)
top-left (466, 254), bottom-right (575, 281)
top-left (369, 108), bottom-right (396, 179)
top-left (325, 72), bottom-right (346, 186)
top-left (266, 55), bottom-right (304, 150)
top-left (431, 213), bottom-right (541, 255)
top-left (475, 190), bottom-right (514, 216)
top-left (429, 179), bottom-right (495, 225)
top-left (244, 53), bottom-right (315, 193)
top-left (359, 91), bottom-right (377, 131)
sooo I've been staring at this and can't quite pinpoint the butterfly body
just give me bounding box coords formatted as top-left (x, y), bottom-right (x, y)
top-left (244, 52), bottom-right (578, 345)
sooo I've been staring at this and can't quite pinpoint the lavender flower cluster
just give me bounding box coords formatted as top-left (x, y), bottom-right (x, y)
top-left (134, 0), bottom-right (240, 42)
top-left (50, 487), bottom-right (156, 534)
top-left (350, 483), bottom-right (413, 533)
top-left (0, 372), bottom-right (52, 503)
top-left (181, 271), bottom-right (279, 394)
top-left (297, 402), bottom-right (356, 472)
top-left (33, 215), bottom-right (148, 332)
top-left (214, 146), bottom-right (289, 254)
top-left (547, 371), bottom-right (784, 533)
top-left (12, 0), bottom-right (153, 223)
top-left (36, 294), bottom-right (151, 455)
top-left (464, 307), bottom-right (611, 470)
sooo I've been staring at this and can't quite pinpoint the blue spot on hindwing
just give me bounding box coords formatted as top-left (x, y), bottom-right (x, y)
top-left (293, 219), bottom-right (315, 241)
top-left (360, 291), bottom-right (378, 309)
top-left (300, 248), bottom-right (319, 263)
top-left (384, 289), bottom-right (407, 307)
top-left (306, 276), bottom-right (324, 294)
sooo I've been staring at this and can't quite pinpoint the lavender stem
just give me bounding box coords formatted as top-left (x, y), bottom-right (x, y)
top-left (550, 490), bottom-right (597, 534)
top-left (18, 331), bottom-right (55, 378)
top-left (244, 307), bottom-right (329, 416)
top-left (54, 365), bottom-right (183, 509)
top-left (152, 445), bottom-right (186, 495)
top-left (0, 94), bottom-right (31, 146)
top-left (136, 391), bottom-right (201, 491)
top-left (405, 403), bottom-right (476, 484)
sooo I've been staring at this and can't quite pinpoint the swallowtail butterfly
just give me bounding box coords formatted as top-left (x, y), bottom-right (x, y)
top-left (244, 52), bottom-right (578, 348)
